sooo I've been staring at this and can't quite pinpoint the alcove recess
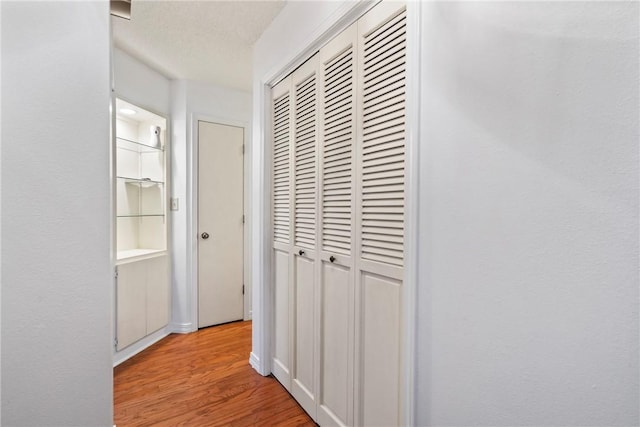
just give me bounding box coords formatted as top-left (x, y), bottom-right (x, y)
top-left (115, 98), bottom-right (167, 260)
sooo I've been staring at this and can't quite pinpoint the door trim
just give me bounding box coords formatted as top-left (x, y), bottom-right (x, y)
top-left (189, 114), bottom-right (251, 332)
top-left (252, 0), bottom-right (419, 425)
top-left (401, 2), bottom-right (421, 424)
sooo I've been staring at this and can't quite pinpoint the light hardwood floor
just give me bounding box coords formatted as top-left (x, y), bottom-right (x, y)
top-left (114, 321), bottom-right (315, 426)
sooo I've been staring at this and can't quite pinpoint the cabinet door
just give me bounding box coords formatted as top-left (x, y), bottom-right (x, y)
top-left (291, 54), bottom-right (320, 419)
top-left (146, 255), bottom-right (170, 334)
top-left (317, 21), bottom-right (357, 427)
top-left (116, 261), bottom-right (147, 351)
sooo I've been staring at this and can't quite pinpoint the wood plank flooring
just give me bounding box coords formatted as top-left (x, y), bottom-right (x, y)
top-left (114, 321), bottom-right (315, 426)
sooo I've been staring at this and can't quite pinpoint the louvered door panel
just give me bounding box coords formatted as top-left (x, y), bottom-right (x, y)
top-left (294, 73), bottom-right (317, 250)
top-left (273, 89), bottom-right (291, 245)
top-left (317, 22), bottom-right (357, 427)
top-left (290, 55), bottom-right (319, 420)
top-left (271, 78), bottom-right (293, 390)
top-left (356, 4), bottom-right (407, 427)
top-left (322, 44), bottom-right (355, 257)
top-left (360, 8), bottom-right (406, 268)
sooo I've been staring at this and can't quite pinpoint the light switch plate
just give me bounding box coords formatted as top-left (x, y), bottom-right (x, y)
top-left (170, 198), bottom-right (179, 211)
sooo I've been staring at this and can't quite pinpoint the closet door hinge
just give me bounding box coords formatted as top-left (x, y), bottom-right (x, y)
top-left (114, 338), bottom-right (118, 350)
top-left (242, 285), bottom-right (245, 295)
top-left (114, 267), bottom-right (118, 279)
top-left (242, 144), bottom-right (245, 155)
top-left (242, 214), bottom-right (245, 224)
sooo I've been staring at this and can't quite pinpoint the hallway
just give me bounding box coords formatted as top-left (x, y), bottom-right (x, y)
top-left (114, 321), bottom-right (315, 426)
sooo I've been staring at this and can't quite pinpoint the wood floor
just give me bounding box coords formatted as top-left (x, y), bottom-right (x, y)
top-left (114, 321), bottom-right (315, 426)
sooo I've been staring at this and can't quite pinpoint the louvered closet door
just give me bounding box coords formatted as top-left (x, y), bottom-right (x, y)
top-left (355, 3), bottom-right (407, 427)
top-left (271, 77), bottom-right (294, 389)
top-left (290, 54), bottom-right (320, 419)
top-left (317, 22), bottom-right (357, 427)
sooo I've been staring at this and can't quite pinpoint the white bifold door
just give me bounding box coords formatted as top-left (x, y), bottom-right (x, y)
top-left (270, 2), bottom-right (407, 426)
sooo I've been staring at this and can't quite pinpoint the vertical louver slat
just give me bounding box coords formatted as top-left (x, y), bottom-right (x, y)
top-left (322, 47), bottom-right (354, 256)
top-left (295, 74), bottom-right (317, 249)
top-left (361, 10), bottom-right (406, 267)
top-left (273, 92), bottom-right (291, 244)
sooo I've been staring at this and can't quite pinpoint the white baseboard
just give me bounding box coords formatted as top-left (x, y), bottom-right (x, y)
top-left (169, 321), bottom-right (195, 334)
top-left (113, 327), bottom-right (170, 367)
top-left (249, 351), bottom-right (262, 374)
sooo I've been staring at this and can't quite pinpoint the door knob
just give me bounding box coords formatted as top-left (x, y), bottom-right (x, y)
top-left (329, 256), bottom-right (336, 263)
top-left (201, 232), bottom-right (209, 239)
top-left (299, 249), bottom-right (305, 256)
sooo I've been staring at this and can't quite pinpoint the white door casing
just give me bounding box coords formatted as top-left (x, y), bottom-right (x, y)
top-left (198, 121), bottom-right (244, 328)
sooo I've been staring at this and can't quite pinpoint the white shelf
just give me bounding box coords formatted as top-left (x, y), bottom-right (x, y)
top-left (115, 99), bottom-right (167, 256)
top-left (118, 176), bottom-right (165, 186)
top-left (117, 214), bottom-right (164, 218)
top-left (116, 137), bottom-right (164, 153)
top-left (117, 248), bottom-right (165, 261)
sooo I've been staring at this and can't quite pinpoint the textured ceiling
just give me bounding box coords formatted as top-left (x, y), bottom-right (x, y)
top-left (112, 0), bottom-right (286, 91)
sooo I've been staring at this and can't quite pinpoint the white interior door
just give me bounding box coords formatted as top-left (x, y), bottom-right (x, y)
top-left (198, 121), bottom-right (244, 328)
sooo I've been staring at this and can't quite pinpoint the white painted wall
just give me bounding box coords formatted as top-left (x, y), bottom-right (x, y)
top-left (251, 1), bottom-right (639, 425)
top-left (113, 48), bottom-right (171, 115)
top-left (170, 80), bottom-right (190, 332)
top-left (1, 2), bottom-right (113, 425)
top-left (171, 79), bottom-right (252, 332)
top-left (253, 1), bottom-right (354, 82)
top-left (416, 2), bottom-right (639, 425)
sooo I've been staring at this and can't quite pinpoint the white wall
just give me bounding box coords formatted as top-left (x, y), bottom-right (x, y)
top-left (416, 2), bottom-right (639, 425)
top-left (113, 48), bottom-right (171, 115)
top-left (1, 2), bottom-right (113, 425)
top-left (253, 1), bottom-right (354, 81)
top-left (171, 79), bottom-right (252, 331)
top-left (251, 1), bottom-right (639, 425)
top-left (170, 80), bottom-right (190, 332)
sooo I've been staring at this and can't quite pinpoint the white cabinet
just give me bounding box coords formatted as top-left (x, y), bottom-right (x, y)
top-left (113, 98), bottom-right (170, 352)
top-left (270, 2), bottom-right (407, 425)
top-left (115, 260), bottom-right (147, 350)
top-left (116, 255), bottom-right (170, 351)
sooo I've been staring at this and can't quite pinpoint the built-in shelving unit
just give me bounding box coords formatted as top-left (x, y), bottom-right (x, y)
top-left (115, 99), bottom-right (167, 261)
top-left (113, 98), bottom-right (171, 354)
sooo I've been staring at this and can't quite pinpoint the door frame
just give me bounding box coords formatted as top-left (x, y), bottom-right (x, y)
top-left (251, 0), bottom-right (420, 424)
top-left (189, 114), bottom-right (252, 330)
